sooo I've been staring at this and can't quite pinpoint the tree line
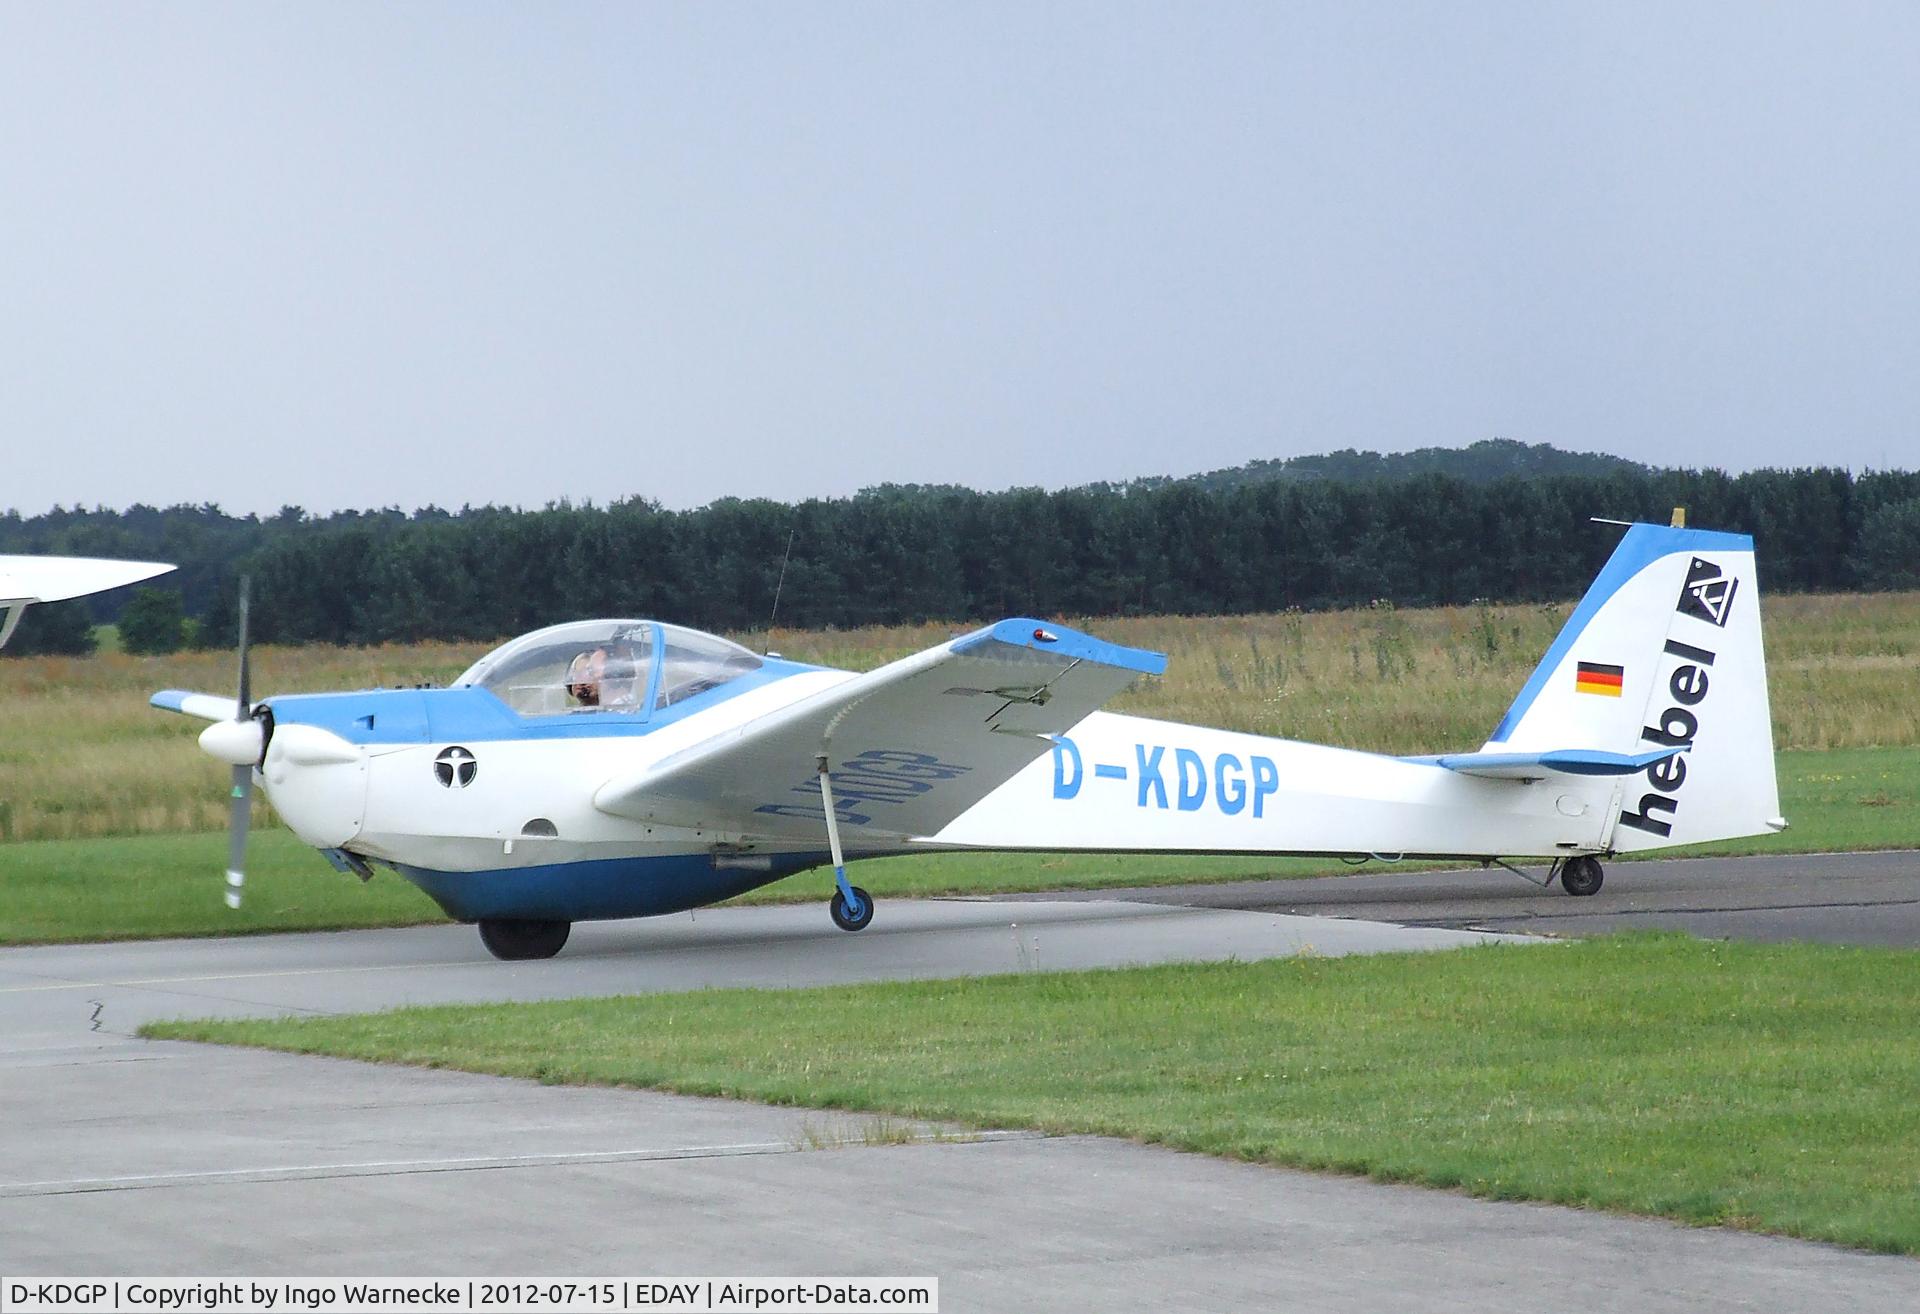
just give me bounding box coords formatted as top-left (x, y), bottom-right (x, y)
top-left (5, 465), bottom-right (1919, 654)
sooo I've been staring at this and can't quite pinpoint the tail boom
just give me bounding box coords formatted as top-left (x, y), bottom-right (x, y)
top-left (931, 711), bottom-right (1618, 860)
top-left (932, 522), bottom-right (1784, 861)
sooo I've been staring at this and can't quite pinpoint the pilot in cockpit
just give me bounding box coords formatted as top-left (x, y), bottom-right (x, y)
top-left (565, 641), bottom-right (641, 711)
top-left (564, 648), bottom-right (604, 707)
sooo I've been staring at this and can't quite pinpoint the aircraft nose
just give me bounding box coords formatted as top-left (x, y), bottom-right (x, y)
top-left (260, 724), bottom-right (369, 848)
top-left (267, 723), bottom-right (363, 768)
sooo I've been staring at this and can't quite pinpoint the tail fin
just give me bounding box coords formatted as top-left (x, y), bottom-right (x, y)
top-left (1484, 523), bottom-right (1783, 849)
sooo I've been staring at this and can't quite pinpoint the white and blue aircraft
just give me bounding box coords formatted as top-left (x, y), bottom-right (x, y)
top-left (154, 521), bottom-right (1784, 959)
top-left (0, 555), bottom-right (176, 649)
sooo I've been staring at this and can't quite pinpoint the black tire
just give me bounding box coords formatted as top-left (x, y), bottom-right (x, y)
top-left (830, 885), bottom-right (875, 932)
top-left (1560, 856), bottom-right (1604, 897)
top-left (478, 917), bottom-right (572, 960)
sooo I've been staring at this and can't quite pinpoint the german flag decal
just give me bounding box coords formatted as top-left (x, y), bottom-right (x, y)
top-left (1574, 661), bottom-right (1625, 696)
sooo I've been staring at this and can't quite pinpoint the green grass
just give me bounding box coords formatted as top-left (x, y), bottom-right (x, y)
top-left (0, 830), bottom-right (445, 943)
top-left (1666, 744), bottom-right (1920, 856)
top-left (3, 745), bottom-right (1914, 944)
top-left (145, 935), bottom-right (1920, 1255)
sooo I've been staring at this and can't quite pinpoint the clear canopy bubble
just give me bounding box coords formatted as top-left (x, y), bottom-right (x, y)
top-left (454, 620), bottom-right (762, 717)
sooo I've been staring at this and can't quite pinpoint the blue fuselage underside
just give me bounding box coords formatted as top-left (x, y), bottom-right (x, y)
top-left (394, 852), bottom-right (831, 923)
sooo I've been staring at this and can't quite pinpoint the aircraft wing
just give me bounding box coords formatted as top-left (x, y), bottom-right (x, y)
top-left (593, 619), bottom-right (1166, 842)
top-left (0, 555), bottom-right (174, 605)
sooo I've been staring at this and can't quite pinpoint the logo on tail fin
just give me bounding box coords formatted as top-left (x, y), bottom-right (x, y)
top-left (1677, 558), bottom-right (1737, 627)
top-left (1616, 638), bottom-right (1716, 838)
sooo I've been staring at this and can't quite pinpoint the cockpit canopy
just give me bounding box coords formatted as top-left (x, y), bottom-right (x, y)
top-left (453, 620), bottom-right (764, 718)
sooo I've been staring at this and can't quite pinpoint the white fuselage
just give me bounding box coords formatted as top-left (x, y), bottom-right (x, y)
top-left (263, 672), bottom-right (1614, 885)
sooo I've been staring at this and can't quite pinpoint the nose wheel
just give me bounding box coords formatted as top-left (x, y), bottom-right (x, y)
top-left (1559, 856), bottom-right (1604, 897)
top-left (830, 884), bottom-right (874, 932)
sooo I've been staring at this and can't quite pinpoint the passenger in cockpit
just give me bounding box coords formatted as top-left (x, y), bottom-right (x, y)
top-left (601, 640), bottom-right (643, 708)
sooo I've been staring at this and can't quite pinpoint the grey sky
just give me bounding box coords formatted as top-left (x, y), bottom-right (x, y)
top-left (3, 2), bottom-right (1916, 517)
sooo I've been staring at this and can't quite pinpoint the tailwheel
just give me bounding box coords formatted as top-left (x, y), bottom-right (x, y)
top-left (1559, 856), bottom-right (1604, 897)
top-left (478, 917), bottom-right (572, 960)
top-left (830, 885), bottom-right (874, 932)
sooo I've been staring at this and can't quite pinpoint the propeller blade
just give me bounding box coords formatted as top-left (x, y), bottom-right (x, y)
top-left (225, 575), bottom-right (254, 911)
top-left (226, 764), bottom-right (251, 910)
top-left (234, 576), bottom-right (252, 717)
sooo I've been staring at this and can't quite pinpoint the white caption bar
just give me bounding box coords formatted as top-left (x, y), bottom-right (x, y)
top-left (1, 1280), bottom-right (938, 1314)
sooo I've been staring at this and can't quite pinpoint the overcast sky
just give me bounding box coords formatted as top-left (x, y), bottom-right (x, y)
top-left (3, 3), bottom-right (1916, 517)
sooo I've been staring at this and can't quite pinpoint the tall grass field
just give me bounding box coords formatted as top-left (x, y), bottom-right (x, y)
top-left (3, 591), bottom-right (1915, 843)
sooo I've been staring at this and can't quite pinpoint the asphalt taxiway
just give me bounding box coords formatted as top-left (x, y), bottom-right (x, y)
top-left (0, 896), bottom-right (1524, 1047)
top-left (3, 858), bottom-right (1916, 1308)
top-left (1013, 849), bottom-right (1920, 946)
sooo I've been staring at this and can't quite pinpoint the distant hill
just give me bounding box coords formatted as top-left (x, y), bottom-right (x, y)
top-left (1098, 439), bottom-right (1651, 494)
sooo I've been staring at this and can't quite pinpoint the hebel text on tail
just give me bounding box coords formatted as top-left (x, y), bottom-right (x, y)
top-left (1617, 637), bottom-right (1718, 838)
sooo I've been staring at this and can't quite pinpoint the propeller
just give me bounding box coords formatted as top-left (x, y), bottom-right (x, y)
top-left (227, 578), bottom-right (252, 908)
top-left (197, 579), bottom-right (258, 909)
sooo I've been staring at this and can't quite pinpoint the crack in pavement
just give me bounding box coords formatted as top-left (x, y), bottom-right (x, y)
top-left (1, 1129), bottom-right (1045, 1198)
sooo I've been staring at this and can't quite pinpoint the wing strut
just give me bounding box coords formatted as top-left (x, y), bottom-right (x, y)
top-left (817, 757), bottom-right (873, 932)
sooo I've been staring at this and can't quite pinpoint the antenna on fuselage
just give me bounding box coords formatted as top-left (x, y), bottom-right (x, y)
top-left (1588, 507), bottom-right (1687, 529)
top-left (764, 525), bottom-right (797, 654)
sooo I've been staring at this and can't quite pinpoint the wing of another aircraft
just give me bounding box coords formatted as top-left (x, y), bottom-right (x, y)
top-left (593, 619), bottom-right (1166, 842)
top-left (0, 555), bottom-right (175, 604)
top-left (0, 555), bottom-right (175, 648)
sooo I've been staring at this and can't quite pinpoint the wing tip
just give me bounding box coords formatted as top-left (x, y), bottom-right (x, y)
top-left (959, 618), bottom-right (1168, 676)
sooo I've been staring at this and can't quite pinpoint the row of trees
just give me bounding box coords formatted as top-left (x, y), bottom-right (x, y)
top-left (6, 466), bottom-right (1920, 654)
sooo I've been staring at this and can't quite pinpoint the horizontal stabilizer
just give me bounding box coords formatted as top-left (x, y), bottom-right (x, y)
top-left (152, 690), bottom-right (244, 722)
top-left (1406, 746), bottom-right (1684, 781)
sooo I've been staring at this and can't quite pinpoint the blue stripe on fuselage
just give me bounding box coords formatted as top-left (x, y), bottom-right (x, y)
top-left (263, 658), bottom-right (822, 746)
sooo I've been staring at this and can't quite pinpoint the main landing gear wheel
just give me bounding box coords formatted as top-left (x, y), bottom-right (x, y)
top-left (1560, 856), bottom-right (1604, 898)
top-left (830, 885), bottom-right (875, 932)
top-left (477, 917), bottom-right (572, 960)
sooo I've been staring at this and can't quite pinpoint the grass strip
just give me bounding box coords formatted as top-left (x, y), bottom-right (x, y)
top-left (145, 935), bottom-right (1920, 1255)
top-left (0, 829), bottom-right (445, 943)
